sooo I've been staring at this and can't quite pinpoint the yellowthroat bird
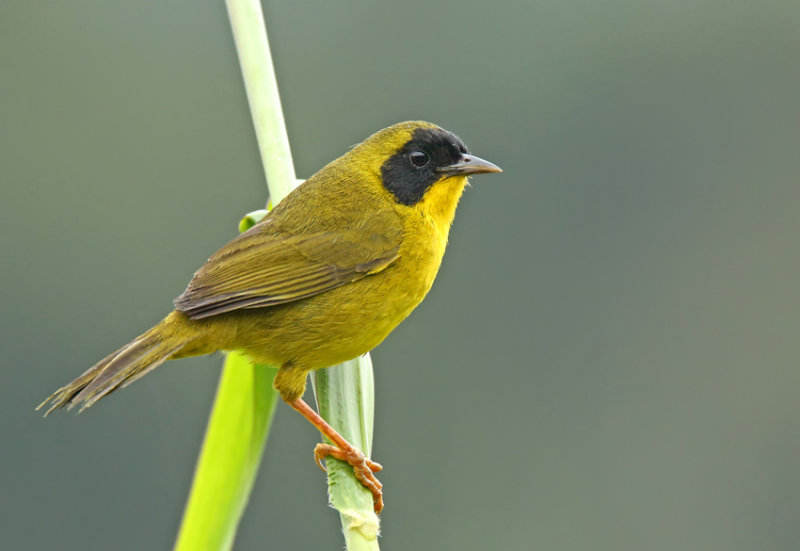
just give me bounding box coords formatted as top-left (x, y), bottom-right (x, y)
top-left (39, 121), bottom-right (501, 512)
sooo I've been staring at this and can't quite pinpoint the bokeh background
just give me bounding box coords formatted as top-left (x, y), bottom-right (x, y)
top-left (2, 1), bottom-right (799, 549)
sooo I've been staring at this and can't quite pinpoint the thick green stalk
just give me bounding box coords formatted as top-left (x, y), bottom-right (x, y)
top-left (174, 0), bottom-right (296, 549)
top-left (225, 0), bottom-right (296, 201)
top-left (175, 1), bottom-right (379, 550)
top-left (224, 3), bottom-right (381, 548)
top-left (313, 358), bottom-right (381, 549)
top-left (174, 355), bottom-right (279, 551)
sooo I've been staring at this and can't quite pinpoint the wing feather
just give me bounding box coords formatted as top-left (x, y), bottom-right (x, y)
top-left (173, 221), bottom-right (401, 320)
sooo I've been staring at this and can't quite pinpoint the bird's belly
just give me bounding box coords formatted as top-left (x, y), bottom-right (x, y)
top-left (227, 268), bottom-right (429, 370)
top-left (210, 216), bottom-right (446, 371)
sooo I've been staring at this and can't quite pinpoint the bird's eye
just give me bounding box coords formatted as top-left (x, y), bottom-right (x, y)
top-left (409, 150), bottom-right (430, 168)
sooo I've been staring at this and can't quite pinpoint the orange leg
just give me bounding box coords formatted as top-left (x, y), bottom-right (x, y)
top-left (289, 398), bottom-right (384, 514)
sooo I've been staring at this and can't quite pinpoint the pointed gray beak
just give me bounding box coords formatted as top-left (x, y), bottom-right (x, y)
top-left (438, 153), bottom-right (503, 176)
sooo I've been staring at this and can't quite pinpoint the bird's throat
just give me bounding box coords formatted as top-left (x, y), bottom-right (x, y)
top-left (416, 176), bottom-right (468, 231)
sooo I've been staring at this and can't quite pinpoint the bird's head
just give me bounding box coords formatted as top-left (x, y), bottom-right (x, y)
top-left (347, 121), bottom-right (502, 225)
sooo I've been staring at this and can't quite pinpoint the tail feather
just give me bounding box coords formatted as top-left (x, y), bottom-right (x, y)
top-left (37, 348), bottom-right (121, 415)
top-left (38, 319), bottom-right (195, 415)
top-left (73, 338), bottom-right (186, 410)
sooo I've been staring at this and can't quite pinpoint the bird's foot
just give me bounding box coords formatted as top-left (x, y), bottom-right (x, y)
top-left (314, 443), bottom-right (384, 513)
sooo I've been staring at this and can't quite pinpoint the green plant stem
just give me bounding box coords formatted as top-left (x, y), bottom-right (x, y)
top-left (313, 358), bottom-right (381, 549)
top-left (174, 355), bottom-right (278, 551)
top-left (225, 0), bottom-right (296, 200)
top-left (175, 1), bottom-right (379, 549)
top-left (174, 1), bottom-right (297, 549)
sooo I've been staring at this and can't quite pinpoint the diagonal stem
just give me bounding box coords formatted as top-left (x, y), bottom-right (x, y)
top-left (174, 1), bottom-right (296, 549)
top-left (174, 1), bottom-right (380, 550)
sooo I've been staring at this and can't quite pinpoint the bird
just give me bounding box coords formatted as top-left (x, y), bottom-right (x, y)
top-left (39, 121), bottom-right (502, 513)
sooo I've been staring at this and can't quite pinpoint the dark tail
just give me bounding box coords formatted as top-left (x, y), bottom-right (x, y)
top-left (38, 315), bottom-right (197, 415)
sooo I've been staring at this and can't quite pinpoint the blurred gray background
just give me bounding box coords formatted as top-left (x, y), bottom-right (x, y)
top-left (2, 1), bottom-right (799, 549)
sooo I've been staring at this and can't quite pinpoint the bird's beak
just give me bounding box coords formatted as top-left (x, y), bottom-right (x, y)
top-left (438, 153), bottom-right (503, 176)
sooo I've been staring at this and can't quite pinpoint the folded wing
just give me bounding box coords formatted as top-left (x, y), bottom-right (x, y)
top-left (174, 219), bottom-right (401, 320)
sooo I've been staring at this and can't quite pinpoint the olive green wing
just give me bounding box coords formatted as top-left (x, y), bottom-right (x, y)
top-left (173, 222), bottom-right (400, 320)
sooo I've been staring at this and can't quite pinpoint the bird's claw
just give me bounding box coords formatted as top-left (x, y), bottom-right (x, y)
top-left (313, 443), bottom-right (384, 513)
